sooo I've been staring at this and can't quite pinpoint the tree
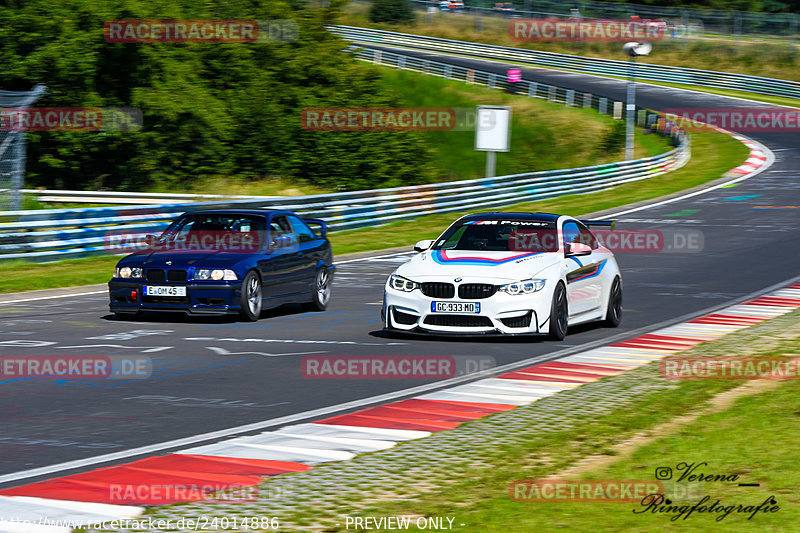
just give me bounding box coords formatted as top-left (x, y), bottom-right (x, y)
top-left (369, 0), bottom-right (415, 24)
top-left (0, 0), bottom-right (433, 191)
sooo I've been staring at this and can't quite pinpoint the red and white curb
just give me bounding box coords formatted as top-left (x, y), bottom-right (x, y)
top-left (2, 283), bottom-right (799, 531)
top-left (717, 127), bottom-right (769, 177)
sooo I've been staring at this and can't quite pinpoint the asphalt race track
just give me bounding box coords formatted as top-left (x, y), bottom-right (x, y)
top-left (1, 47), bottom-right (798, 488)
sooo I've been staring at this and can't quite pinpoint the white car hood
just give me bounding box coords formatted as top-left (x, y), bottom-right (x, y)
top-left (396, 249), bottom-right (559, 282)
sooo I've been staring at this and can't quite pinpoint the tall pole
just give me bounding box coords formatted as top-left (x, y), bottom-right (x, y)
top-left (486, 151), bottom-right (496, 178)
top-left (625, 55), bottom-right (636, 161)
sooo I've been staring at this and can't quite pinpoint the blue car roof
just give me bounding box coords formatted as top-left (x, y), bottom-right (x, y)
top-left (180, 209), bottom-right (294, 218)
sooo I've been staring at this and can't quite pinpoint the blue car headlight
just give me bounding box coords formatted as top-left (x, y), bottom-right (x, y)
top-left (498, 278), bottom-right (546, 295)
top-left (115, 267), bottom-right (143, 279)
top-left (389, 274), bottom-right (419, 292)
top-left (195, 269), bottom-right (237, 281)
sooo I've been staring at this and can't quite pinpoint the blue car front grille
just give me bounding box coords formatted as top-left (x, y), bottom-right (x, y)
top-left (145, 269), bottom-right (187, 282)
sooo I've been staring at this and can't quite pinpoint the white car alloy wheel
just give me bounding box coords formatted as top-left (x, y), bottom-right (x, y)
top-left (382, 212), bottom-right (622, 339)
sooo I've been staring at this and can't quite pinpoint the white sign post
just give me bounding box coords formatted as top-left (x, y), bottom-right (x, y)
top-left (475, 105), bottom-right (511, 178)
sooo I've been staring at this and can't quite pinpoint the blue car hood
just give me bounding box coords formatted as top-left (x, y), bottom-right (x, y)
top-left (132, 250), bottom-right (252, 268)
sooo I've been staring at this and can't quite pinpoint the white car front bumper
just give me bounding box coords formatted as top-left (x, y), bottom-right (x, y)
top-left (383, 280), bottom-right (553, 335)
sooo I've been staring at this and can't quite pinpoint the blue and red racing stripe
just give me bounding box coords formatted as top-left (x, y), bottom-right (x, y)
top-left (431, 250), bottom-right (543, 266)
top-left (567, 259), bottom-right (607, 284)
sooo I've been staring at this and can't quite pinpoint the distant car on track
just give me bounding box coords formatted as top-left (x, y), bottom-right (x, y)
top-left (109, 209), bottom-right (334, 321)
top-left (382, 212), bottom-right (622, 339)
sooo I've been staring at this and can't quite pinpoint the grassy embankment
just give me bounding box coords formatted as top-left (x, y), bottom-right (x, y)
top-left (340, 2), bottom-right (800, 108)
top-left (1, 68), bottom-right (745, 294)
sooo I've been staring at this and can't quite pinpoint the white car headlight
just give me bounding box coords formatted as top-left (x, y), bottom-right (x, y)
top-left (195, 269), bottom-right (237, 281)
top-left (389, 274), bottom-right (419, 292)
top-left (115, 266), bottom-right (143, 279)
top-left (498, 278), bottom-right (546, 295)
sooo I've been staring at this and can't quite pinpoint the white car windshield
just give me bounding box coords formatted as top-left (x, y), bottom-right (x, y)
top-left (433, 220), bottom-right (559, 252)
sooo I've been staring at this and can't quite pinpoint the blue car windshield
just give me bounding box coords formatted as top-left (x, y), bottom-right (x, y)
top-left (433, 220), bottom-right (559, 252)
top-left (158, 214), bottom-right (266, 251)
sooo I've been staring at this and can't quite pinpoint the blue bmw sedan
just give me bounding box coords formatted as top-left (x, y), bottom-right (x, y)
top-left (108, 209), bottom-right (334, 321)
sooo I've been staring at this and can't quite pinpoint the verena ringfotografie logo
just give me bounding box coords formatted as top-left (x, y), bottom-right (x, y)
top-left (0, 108), bottom-right (142, 131)
top-left (509, 479), bottom-right (664, 502)
top-left (661, 356), bottom-right (800, 380)
top-left (301, 355), bottom-right (495, 379)
top-left (662, 108), bottom-right (800, 132)
top-left (510, 19), bottom-right (665, 42)
top-left (104, 20), bottom-right (298, 43)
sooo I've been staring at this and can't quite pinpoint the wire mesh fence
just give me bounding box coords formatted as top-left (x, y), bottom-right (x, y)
top-left (0, 85), bottom-right (47, 211)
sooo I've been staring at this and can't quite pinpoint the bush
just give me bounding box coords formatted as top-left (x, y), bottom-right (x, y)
top-left (600, 120), bottom-right (627, 154)
top-left (369, 0), bottom-right (415, 24)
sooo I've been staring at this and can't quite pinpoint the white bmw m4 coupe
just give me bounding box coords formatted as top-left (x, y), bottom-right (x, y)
top-left (382, 212), bottom-right (622, 340)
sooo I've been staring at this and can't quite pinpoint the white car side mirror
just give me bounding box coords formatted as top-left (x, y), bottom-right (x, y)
top-left (414, 239), bottom-right (434, 253)
top-left (566, 241), bottom-right (592, 256)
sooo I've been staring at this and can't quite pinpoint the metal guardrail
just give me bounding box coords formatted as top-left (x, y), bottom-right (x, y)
top-left (20, 189), bottom-right (280, 205)
top-left (0, 47), bottom-right (689, 262)
top-left (411, 0), bottom-right (800, 40)
top-left (330, 25), bottom-right (800, 100)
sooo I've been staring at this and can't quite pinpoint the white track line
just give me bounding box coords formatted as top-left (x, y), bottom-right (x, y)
top-left (606, 131), bottom-right (775, 218)
top-left (0, 290), bottom-right (107, 305)
top-left (2, 272), bottom-right (798, 486)
top-left (0, 131), bottom-right (774, 306)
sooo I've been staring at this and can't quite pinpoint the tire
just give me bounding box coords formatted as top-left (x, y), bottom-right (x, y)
top-left (603, 276), bottom-right (623, 328)
top-left (239, 270), bottom-right (262, 321)
top-left (305, 266), bottom-right (331, 312)
top-left (547, 282), bottom-right (568, 341)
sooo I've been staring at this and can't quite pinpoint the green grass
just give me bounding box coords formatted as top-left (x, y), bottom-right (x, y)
top-left (146, 176), bottom-right (331, 198)
top-left (0, 127), bottom-right (746, 294)
top-left (18, 67), bottom-right (667, 210)
top-left (341, 2), bottom-right (800, 83)
top-left (0, 256), bottom-right (120, 294)
top-left (338, 310), bottom-right (800, 532)
top-left (633, 80), bottom-right (800, 109)
top-left (327, 128), bottom-right (746, 255)
top-left (376, 69), bottom-right (669, 181)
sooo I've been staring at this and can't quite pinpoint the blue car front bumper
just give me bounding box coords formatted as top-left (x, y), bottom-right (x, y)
top-left (108, 280), bottom-right (241, 315)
